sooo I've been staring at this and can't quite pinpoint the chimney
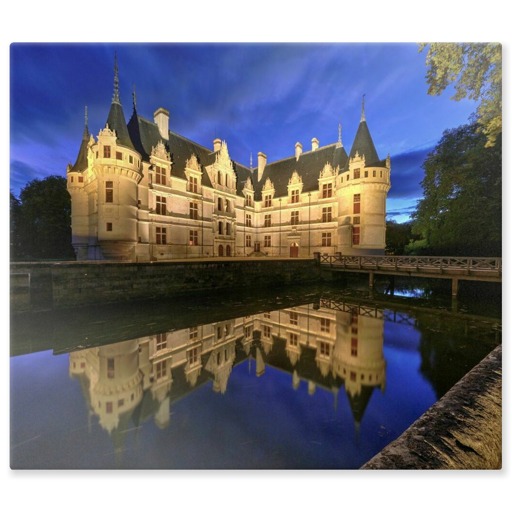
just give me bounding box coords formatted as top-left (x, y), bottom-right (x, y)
top-left (213, 138), bottom-right (222, 152)
top-left (295, 142), bottom-right (303, 160)
top-left (154, 108), bottom-right (169, 140)
top-left (311, 138), bottom-right (319, 151)
top-left (257, 152), bottom-right (267, 182)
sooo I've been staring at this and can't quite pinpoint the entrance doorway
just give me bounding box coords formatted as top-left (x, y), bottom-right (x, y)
top-left (254, 242), bottom-right (261, 253)
top-left (290, 243), bottom-right (299, 257)
top-left (218, 245), bottom-right (224, 256)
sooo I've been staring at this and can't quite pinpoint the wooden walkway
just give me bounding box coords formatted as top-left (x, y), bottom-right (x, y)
top-left (317, 254), bottom-right (502, 296)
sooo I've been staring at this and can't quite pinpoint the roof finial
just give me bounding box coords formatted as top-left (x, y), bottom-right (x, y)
top-left (337, 122), bottom-right (343, 147)
top-left (85, 105), bottom-right (88, 128)
top-left (361, 94), bottom-right (366, 122)
top-left (113, 52), bottom-right (120, 104)
top-left (132, 83), bottom-right (137, 111)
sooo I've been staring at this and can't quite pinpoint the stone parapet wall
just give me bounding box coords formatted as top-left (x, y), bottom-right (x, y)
top-left (11, 258), bottom-right (324, 312)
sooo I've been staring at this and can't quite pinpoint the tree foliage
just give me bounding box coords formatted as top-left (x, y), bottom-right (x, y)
top-left (419, 43), bottom-right (502, 147)
top-left (10, 175), bottom-right (75, 261)
top-left (411, 123), bottom-right (501, 256)
top-left (385, 220), bottom-right (420, 255)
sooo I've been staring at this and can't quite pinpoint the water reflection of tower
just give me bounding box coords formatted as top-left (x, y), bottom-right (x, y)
top-left (332, 307), bottom-right (386, 425)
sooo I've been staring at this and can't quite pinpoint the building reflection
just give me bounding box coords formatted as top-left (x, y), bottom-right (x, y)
top-left (69, 297), bottom-right (385, 440)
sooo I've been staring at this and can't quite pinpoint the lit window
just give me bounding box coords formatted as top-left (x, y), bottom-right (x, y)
top-left (322, 207), bottom-right (332, 222)
top-left (189, 230), bottom-right (199, 246)
top-left (156, 226), bottom-right (167, 244)
top-left (291, 211), bottom-right (299, 225)
top-left (353, 194), bottom-right (361, 214)
top-left (155, 196), bottom-right (166, 215)
top-left (352, 226), bottom-right (360, 245)
top-left (321, 233), bottom-right (332, 247)
top-left (322, 183), bottom-right (333, 198)
top-left (190, 202), bottom-right (199, 220)
top-left (105, 181), bottom-right (113, 203)
top-left (156, 333), bottom-right (167, 351)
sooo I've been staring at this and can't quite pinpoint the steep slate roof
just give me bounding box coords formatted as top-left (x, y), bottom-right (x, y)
top-left (70, 124), bottom-right (90, 172)
top-left (254, 143), bottom-right (347, 201)
top-left (127, 111), bottom-right (255, 193)
top-left (106, 101), bottom-right (136, 150)
top-left (347, 120), bottom-right (381, 168)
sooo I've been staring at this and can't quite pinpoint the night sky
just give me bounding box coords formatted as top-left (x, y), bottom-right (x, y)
top-left (10, 42), bottom-right (478, 223)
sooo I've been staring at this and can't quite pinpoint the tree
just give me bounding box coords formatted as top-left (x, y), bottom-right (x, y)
top-left (11, 175), bottom-right (75, 260)
top-left (385, 220), bottom-right (419, 255)
top-left (420, 43), bottom-right (502, 147)
top-left (411, 123), bottom-right (501, 256)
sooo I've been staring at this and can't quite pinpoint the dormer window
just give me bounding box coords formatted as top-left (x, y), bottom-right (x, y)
top-left (188, 175), bottom-right (198, 193)
top-left (322, 183), bottom-right (333, 198)
top-left (103, 146), bottom-right (111, 158)
top-left (291, 189), bottom-right (300, 203)
top-left (264, 194), bottom-right (272, 208)
top-left (354, 168), bottom-right (360, 179)
top-left (155, 166), bottom-right (166, 186)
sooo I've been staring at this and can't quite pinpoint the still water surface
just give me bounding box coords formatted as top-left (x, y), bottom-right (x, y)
top-left (10, 285), bottom-right (500, 469)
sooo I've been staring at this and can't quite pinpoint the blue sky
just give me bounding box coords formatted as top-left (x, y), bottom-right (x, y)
top-left (9, 42), bottom-right (478, 223)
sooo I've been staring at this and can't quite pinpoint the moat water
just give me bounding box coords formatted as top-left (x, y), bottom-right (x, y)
top-left (10, 281), bottom-right (501, 469)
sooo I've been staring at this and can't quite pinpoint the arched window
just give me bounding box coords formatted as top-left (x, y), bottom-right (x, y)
top-left (226, 245), bottom-right (231, 256)
top-left (218, 245), bottom-right (224, 256)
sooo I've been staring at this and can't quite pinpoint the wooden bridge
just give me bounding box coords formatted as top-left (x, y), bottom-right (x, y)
top-left (316, 254), bottom-right (502, 297)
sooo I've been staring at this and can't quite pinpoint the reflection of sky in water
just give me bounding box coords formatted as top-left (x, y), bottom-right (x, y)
top-left (10, 298), bottom-right (499, 469)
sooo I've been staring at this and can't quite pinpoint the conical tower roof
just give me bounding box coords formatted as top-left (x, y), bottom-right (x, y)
top-left (348, 97), bottom-right (380, 166)
top-left (70, 107), bottom-right (90, 172)
top-left (105, 53), bottom-right (135, 150)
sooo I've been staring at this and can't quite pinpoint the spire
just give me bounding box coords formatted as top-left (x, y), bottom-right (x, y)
top-left (85, 105), bottom-right (88, 131)
top-left (70, 105), bottom-right (91, 172)
top-left (337, 122), bottom-right (343, 148)
top-left (250, 152), bottom-right (253, 169)
top-left (361, 94), bottom-right (366, 122)
top-left (348, 98), bottom-right (380, 166)
top-left (113, 52), bottom-right (120, 104)
top-left (132, 84), bottom-right (137, 112)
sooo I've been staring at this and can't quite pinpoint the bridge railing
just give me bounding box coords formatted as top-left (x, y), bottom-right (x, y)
top-left (318, 254), bottom-right (502, 277)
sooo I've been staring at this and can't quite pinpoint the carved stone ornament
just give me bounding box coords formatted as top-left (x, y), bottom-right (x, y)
top-left (288, 171), bottom-right (303, 186)
top-left (319, 163), bottom-right (337, 179)
top-left (215, 140), bottom-right (234, 171)
top-left (99, 125), bottom-right (116, 138)
top-left (185, 153), bottom-right (201, 172)
top-left (262, 177), bottom-right (274, 191)
top-left (243, 176), bottom-right (254, 191)
top-left (151, 140), bottom-right (171, 161)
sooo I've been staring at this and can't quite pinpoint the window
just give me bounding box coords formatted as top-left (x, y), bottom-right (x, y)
top-left (116, 151), bottom-right (122, 161)
top-left (156, 196), bottom-right (166, 215)
top-left (225, 200), bottom-right (230, 213)
top-left (351, 338), bottom-right (358, 357)
top-left (245, 195), bottom-right (253, 207)
top-left (217, 197), bottom-right (223, 211)
top-left (263, 325), bottom-right (271, 338)
top-left (322, 182), bottom-right (333, 198)
top-left (373, 170), bottom-right (376, 177)
top-left (320, 318), bottom-right (330, 332)
top-left (217, 171), bottom-right (221, 184)
top-left (189, 326), bottom-right (198, 340)
top-left (289, 333), bottom-right (298, 346)
top-left (118, 399), bottom-right (124, 407)
top-left (289, 311), bottom-right (298, 325)
top-left (264, 235), bottom-right (271, 248)
top-left (245, 235), bottom-right (252, 247)
top-left (155, 166), bottom-right (166, 185)
top-left (225, 174), bottom-right (229, 187)
top-left (189, 176), bottom-right (198, 193)
top-left (350, 371), bottom-right (356, 382)
top-left (188, 347), bottom-right (199, 365)
top-left (364, 170), bottom-right (368, 178)
top-left (189, 230), bottom-right (199, 246)
top-left (353, 216), bottom-right (360, 225)
top-left (321, 232), bottom-right (332, 247)
top-left (354, 168), bottom-right (360, 179)
top-left (264, 194), bottom-right (272, 207)
top-left (353, 193), bottom-right (361, 214)
top-left (156, 333), bottom-right (167, 351)
top-left (218, 221), bottom-right (223, 235)
top-left (156, 227), bottom-right (167, 244)
top-left (320, 342), bottom-right (330, 356)
top-left (244, 326), bottom-right (253, 338)
top-left (107, 358), bottom-right (115, 379)
top-left (155, 360), bottom-right (167, 380)
top-left (380, 170), bottom-right (383, 178)
top-left (226, 223), bottom-right (231, 236)
top-left (322, 207), bottom-right (332, 222)
top-left (352, 226), bottom-right (360, 245)
top-left (105, 181), bottom-right (113, 203)
top-left (189, 202), bottom-right (199, 220)
top-left (290, 189), bottom-right (299, 203)
top-left (106, 222), bottom-right (113, 232)
top-left (264, 214), bottom-right (271, 227)
top-left (291, 211), bottom-right (299, 225)
top-left (246, 214), bottom-right (252, 227)
top-left (78, 176), bottom-right (83, 183)
top-left (103, 145), bottom-right (111, 158)
top-left (129, 155), bottom-right (134, 164)
top-left (264, 311), bottom-right (271, 319)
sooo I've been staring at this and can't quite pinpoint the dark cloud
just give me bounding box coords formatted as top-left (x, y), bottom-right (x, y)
top-left (10, 160), bottom-right (45, 196)
top-left (388, 147), bottom-right (432, 199)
